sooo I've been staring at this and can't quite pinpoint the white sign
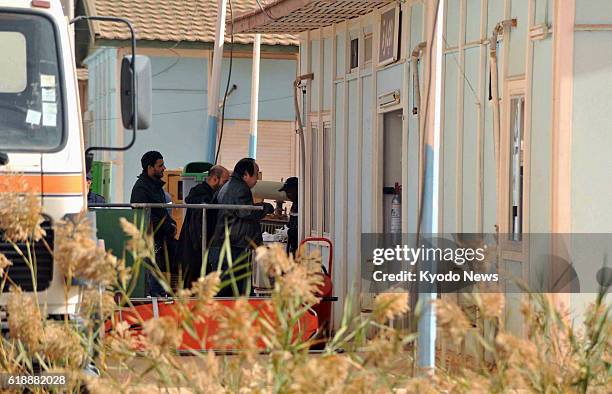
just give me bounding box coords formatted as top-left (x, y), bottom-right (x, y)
top-left (42, 102), bottom-right (57, 127)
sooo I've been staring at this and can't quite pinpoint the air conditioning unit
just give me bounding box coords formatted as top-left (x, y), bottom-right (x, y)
top-left (378, 90), bottom-right (400, 109)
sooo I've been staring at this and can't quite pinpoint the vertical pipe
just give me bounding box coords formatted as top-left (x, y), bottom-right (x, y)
top-left (418, 0), bottom-right (443, 373)
top-left (249, 34), bottom-right (261, 159)
top-left (207, 0), bottom-right (228, 163)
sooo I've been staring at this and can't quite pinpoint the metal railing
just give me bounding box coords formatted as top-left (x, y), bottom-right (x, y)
top-left (88, 202), bottom-right (263, 263)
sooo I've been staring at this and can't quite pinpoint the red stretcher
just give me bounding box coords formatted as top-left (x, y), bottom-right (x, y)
top-left (105, 297), bottom-right (319, 352)
top-left (105, 237), bottom-right (336, 352)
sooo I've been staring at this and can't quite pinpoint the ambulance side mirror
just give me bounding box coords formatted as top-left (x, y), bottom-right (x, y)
top-left (120, 55), bottom-right (152, 130)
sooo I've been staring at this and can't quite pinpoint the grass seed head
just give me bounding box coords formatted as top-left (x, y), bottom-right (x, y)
top-left (373, 292), bottom-right (409, 322)
top-left (7, 287), bottom-right (43, 352)
top-left (0, 175), bottom-right (45, 242)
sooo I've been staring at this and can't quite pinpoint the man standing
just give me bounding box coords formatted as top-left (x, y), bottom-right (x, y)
top-left (130, 150), bottom-right (177, 297)
top-left (176, 165), bottom-right (230, 287)
top-left (86, 172), bottom-right (105, 204)
top-left (279, 177), bottom-right (298, 255)
top-left (208, 158), bottom-right (274, 296)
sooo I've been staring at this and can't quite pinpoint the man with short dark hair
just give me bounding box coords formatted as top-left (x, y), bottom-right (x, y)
top-left (176, 165), bottom-right (230, 287)
top-left (86, 172), bottom-right (105, 204)
top-left (208, 158), bottom-right (274, 296)
top-left (130, 150), bottom-right (177, 297)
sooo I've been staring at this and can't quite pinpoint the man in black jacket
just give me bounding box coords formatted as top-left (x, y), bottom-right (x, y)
top-left (176, 165), bottom-right (229, 287)
top-left (130, 151), bottom-right (177, 297)
top-left (208, 158), bottom-right (274, 296)
top-left (279, 177), bottom-right (298, 255)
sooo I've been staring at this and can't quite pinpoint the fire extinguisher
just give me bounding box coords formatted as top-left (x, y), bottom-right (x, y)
top-left (391, 182), bottom-right (401, 233)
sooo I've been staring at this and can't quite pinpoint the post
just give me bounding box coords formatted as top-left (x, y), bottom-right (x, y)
top-left (206, 0), bottom-right (229, 163)
top-left (417, 0), bottom-right (443, 373)
top-left (249, 34), bottom-right (261, 159)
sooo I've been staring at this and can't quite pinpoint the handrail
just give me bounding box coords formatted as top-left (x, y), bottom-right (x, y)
top-left (89, 203), bottom-right (264, 265)
top-left (88, 203), bottom-right (262, 210)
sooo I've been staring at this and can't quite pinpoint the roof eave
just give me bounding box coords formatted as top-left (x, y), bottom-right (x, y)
top-left (231, 0), bottom-right (313, 34)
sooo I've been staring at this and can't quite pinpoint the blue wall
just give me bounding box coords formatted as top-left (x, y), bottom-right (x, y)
top-left (218, 58), bottom-right (297, 121)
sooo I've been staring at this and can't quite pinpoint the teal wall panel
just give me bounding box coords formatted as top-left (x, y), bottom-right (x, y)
top-left (311, 40), bottom-right (320, 110)
top-left (487, 0), bottom-right (505, 34)
top-left (442, 55), bottom-right (458, 232)
top-left (323, 38), bottom-right (333, 110)
top-left (575, 0), bottom-right (612, 24)
top-left (336, 31), bottom-right (346, 77)
top-left (461, 47), bottom-right (480, 232)
top-left (361, 76), bottom-right (373, 233)
top-left (445, 0), bottom-right (461, 48)
top-left (465, 0), bottom-right (482, 42)
top-left (572, 32), bottom-right (612, 232)
top-left (509, 0), bottom-right (528, 77)
top-left (347, 79), bottom-right (359, 286)
top-left (529, 38), bottom-right (552, 233)
top-left (376, 63), bottom-right (403, 97)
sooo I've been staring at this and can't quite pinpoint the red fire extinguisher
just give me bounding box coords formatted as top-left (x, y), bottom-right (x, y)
top-left (391, 182), bottom-right (401, 233)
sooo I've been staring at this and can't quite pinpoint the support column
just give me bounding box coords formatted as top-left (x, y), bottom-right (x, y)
top-left (249, 34), bottom-right (261, 159)
top-left (206, 0), bottom-right (228, 163)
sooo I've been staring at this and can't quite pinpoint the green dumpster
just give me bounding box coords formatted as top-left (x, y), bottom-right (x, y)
top-left (94, 209), bottom-right (148, 297)
top-left (181, 161), bottom-right (213, 199)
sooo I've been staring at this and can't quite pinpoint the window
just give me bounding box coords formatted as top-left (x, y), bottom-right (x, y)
top-left (350, 38), bottom-right (359, 71)
top-left (323, 123), bottom-right (331, 233)
top-left (310, 125), bottom-right (318, 231)
top-left (508, 96), bottom-right (525, 242)
top-left (0, 12), bottom-right (64, 152)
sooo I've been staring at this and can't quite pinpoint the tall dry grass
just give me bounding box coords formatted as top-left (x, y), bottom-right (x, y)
top-left (0, 179), bottom-right (609, 393)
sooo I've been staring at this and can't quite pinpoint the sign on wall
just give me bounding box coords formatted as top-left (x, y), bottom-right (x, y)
top-left (379, 6), bottom-right (400, 66)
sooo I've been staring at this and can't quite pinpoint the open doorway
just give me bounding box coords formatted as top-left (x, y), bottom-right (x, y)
top-left (382, 109), bottom-right (403, 233)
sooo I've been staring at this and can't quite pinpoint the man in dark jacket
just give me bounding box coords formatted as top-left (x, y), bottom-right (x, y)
top-left (176, 165), bottom-right (229, 287)
top-left (86, 172), bottom-right (105, 204)
top-left (130, 151), bottom-right (177, 297)
top-left (208, 158), bottom-right (274, 296)
top-left (279, 177), bottom-right (298, 255)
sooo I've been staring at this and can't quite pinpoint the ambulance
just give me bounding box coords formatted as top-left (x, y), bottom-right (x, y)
top-left (0, 0), bottom-right (150, 317)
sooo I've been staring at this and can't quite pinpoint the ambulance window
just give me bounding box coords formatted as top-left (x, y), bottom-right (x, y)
top-left (0, 32), bottom-right (27, 93)
top-left (0, 12), bottom-right (64, 152)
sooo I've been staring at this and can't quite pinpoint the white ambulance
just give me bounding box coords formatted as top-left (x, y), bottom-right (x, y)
top-left (0, 0), bottom-right (150, 317)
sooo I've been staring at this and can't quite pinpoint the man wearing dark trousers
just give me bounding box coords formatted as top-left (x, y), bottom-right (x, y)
top-left (130, 150), bottom-right (177, 297)
top-left (176, 165), bottom-right (230, 288)
top-left (208, 158), bottom-right (274, 296)
top-left (279, 177), bottom-right (298, 256)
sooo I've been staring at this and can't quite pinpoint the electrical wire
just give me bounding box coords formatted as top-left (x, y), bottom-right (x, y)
top-left (215, 0), bottom-right (235, 165)
top-left (255, 0), bottom-right (282, 22)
